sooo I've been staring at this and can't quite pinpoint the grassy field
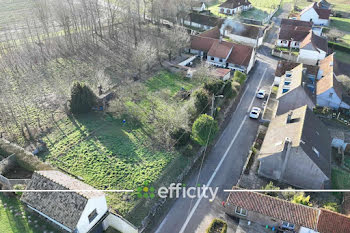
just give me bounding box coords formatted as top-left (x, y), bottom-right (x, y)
top-left (293, 0), bottom-right (350, 12)
top-left (334, 50), bottom-right (350, 64)
top-left (330, 17), bottom-right (350, 46)
top-left (0, 194), bottom-right (58, 233)
top-left (208, 0), bottom-right (281, 20)
top-left (0, 0), bottom-right (35, 30)
top-left (331, 167), bottom-right (350, 189)
top-left (39, 71), bottom-right (201, 225)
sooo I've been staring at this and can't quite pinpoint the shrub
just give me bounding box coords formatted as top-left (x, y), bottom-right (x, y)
top-left (70, 82), bottom-right (97, 114)
top-left (193, 88), bottom-right (210, 114)
top-left (192, 114), bottom-right (218, 146)
top-left (261, 181), bottom-right (280, 197)
top-left (233, 70), bottom-right (247, 85)
top-left (204, 79), bottom-right (225, 95)
top-left (183, 144), bottom-right (194, 157)
top-left (206, 218), bottom-right (227, 233)
top-left (13, 184), bottom-right (26, 196)
top-left (171, 128), bottom-right (191, 147)
top-left (291, 193), bottom-right (312, 207)
top-left (323, 202), bottom-right (339, 212)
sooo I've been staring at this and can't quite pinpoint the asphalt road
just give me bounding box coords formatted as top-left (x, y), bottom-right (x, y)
top-left (151, 53), bottom-right (277, 233)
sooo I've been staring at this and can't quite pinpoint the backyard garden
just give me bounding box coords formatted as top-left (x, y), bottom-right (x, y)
top-left (0, 194), bottom-right (58, 233)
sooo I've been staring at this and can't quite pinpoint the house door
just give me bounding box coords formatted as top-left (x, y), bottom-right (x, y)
top-left (203, 52), bottom-right (208, 59)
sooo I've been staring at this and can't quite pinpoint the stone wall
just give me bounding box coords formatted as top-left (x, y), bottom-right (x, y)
top-left (0, 138), bottom-right (52, 171)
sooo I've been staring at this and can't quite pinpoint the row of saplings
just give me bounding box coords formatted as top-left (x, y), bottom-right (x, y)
top-left (174, 71), bottom-right (246, 155)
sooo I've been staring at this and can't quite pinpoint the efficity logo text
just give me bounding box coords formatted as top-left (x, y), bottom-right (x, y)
top-left (136, 182), bottom-right (219, 202)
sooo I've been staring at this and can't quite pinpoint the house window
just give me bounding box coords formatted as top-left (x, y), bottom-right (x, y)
top-left (284, 81), bottom-right (291, 85)
top-left (235, 206), bottom-right (247, 216)
top-left (329, 92), bottom-right (333, 98)
top-left (226, 9), bottom-right (230, 14)
top-left (88, 209), bottom-right (98, 223)
top-left (219, 59), bottom-right (223, 62)
top-left (282, 88), bottom-right (289, 93)
top-left (211, 57), bottom-right (214, 61)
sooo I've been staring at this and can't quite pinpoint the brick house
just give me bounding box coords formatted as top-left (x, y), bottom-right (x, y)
top-left (225, 187), bottom-right (350, 233)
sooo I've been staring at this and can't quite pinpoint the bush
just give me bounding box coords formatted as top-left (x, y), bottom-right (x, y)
top-left (183, 144), bottom-right (194, 157)
top-left (323, 202), bottom-right (339, 212)
top-left (193, 88), bottom-right (210, 114)
top-left (70, 82), bottom-right (97, 114)
top-left (13, 184), bottom-right (26, 196)
top-left (204, 79), bottom-right (225, 95)
top-left (233, 70), bottom-right (247, 85)
top-left (291, 193), bottom-right (312, 207)
top-left (192, 114), bottom-right (219, 146)
top-left (206, 218), bottom-right (227, 233)
top-left (261, 181), bottom-right (280, 197)
top-left (171, 128), bottom-right (191, 147)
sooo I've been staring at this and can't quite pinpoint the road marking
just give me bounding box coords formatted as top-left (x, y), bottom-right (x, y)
top-left (178, 68), bottom-right (268, 233)
top-left (248, 68), bottom-right (267, 112)
top-left (155, 216), bottom-right (168, 233)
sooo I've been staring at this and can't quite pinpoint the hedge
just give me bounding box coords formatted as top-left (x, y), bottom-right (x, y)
top-left (206, 218), bottom-right (227, 233)
top-left (328, 41), bottom-right (350, 53)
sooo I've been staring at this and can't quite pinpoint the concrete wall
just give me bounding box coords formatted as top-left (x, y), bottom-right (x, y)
top-left (102, 213), bottom-right (138, 233)
top-left (226, 34), bottom-right (261, 47)
top-left (300, 8), bottom-right (329, 26)
top-left (76, 196), bottom-right (108, 233)
top-left (0, 138), bottom-right (52, 171)
top-left (276, 40), bottom-right (300, 48)
top-left (183, 21), bottom-right (212, 30)
top-left (317, 88), bottom-right (350, 109)
top-left (299, 49), bottom-right (326, 63)
top-left (207, 55), bottom-right (227, 66)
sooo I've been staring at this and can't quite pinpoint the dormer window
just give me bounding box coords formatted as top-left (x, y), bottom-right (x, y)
top-left (312, 147), bottom-right (320, 157)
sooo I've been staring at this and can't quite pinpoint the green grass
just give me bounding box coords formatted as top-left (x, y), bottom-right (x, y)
top-left (208, 0), bottom-right (281, 20)
top-left (330, 17), bottom-right (350, 46)
top-left (0, 194), bottom-right (58, 233)
top-left (334, 50), bottom-right (350, 64)
top-left (332, 167), bottom-right (350, 189)
top-left (0, 0), bottom-right (35, 30)
top-left (39, 71), bottom-right (200, 226)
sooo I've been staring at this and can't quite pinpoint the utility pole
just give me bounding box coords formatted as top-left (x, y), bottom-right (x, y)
top-left (211, 94), bottom-right (224, 117)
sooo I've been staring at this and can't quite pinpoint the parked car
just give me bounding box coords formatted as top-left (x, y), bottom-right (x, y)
top-left (249, 107), bottom-right (261, 119)
top-left (256, 89), bottom-right (266, 99)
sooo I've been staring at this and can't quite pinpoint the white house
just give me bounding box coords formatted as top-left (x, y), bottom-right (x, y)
top-left (276, 19), bottom-right (312, 48)
top-left (219, 0), bottom-right (252, 15)
top-left (299, 2), bottom-right (331, 26)
top-left (184, 13), bottom-right (224, 30)
top-left (189, 27), bottom-right (256, 73)
top-left (221, 19), bottom-right (265, 47)
top-left (191, 1), bottom-right (207, 12)
top-left (316, 53), bottom-right (350, 109)
top-left (21, 170), bottom-right (109, 233)
top-left (298, 32), bottom-right (327, 65)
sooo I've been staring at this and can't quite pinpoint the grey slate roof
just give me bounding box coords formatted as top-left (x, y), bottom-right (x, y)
top-left (21, 170), bottom-right (104, 230)
top-left (188, 13), bottom-right (224, 27)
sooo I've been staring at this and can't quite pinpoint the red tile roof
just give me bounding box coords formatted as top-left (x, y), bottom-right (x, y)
top-left (208, 40), bottom-right (234, 58)
top-left (214, 68), bottom-right (230, 78)
top-left (300, 32), bottom-right (328, 53)
top-left (300, 2), bottom-right (331, 20)
top-left (226, 187), bottom-right (319, 229)
top-left (226, 187), bottom-right (350, 233)
top-left (317, 209), bottom-right (350, 233)
top-left (227, 43), bottom-right (253, 66)
top-left (198, 26), bottom-right (221, 39)
top-left (190, 35), bottom-right (216, 52)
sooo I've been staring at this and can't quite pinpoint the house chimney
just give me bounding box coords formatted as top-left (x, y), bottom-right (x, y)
top-left (287, 112), bottom-right (293, 123)
top-left (219, 36), bottom-right (223, 43)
